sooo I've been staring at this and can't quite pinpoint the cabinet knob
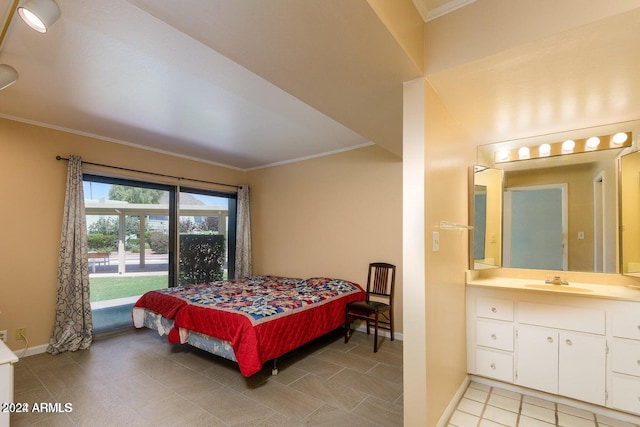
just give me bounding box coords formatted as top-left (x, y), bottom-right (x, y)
top-left (491, 334), bottom-right (497, 340)
top-left (490, 363), bottom-right (496, 370)
top-left (547, 337), bottom-right (554, 343)
top-left (565, 339), bottom-right (573, 346)
top-left (491, 307), bottom-right (497, 313)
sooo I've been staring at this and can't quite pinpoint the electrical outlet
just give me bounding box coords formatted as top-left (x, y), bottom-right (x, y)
top-left (16, 328), bottom-right (26, 341)
top-left (0, 330), bottom-right (6, 343)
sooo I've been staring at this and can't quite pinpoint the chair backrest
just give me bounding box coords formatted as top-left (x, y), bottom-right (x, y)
top-left (366, 262), bottom-right (396, 302)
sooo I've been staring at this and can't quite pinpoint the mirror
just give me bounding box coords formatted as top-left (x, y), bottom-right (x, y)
top-left (470, 166), bottom-right (503, 270)
top-left (474, 120), bottom-right (639, 273)
top-left (620, 151), bottom-right (640, 277)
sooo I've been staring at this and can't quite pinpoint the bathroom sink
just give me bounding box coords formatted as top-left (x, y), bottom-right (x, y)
top-left (524, 284), bottom-right (593, 293)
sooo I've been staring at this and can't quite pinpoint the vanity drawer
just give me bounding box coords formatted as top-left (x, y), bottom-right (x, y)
top-left (612, 311), bottom-right (640, 340)
top-left (477, 319), bottom-right (513, 351)
top-left (611, 374), bottom-right (640, 415)
top-left (475, 348), bottom-right (513, 382)
top-left (612, 339), bottom-right (640, 377)
top-left (518, 302), bottom-right (605, 334)
top-left (476, 297), bottom-right (514, 321)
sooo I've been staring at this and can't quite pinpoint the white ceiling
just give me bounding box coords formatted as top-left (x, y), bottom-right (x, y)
top-left (3, 1), bottom-right (640, 170)
top-left (0, 0), bottom-right (420, 170)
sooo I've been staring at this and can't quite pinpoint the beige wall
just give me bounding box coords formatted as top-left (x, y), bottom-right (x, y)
top-left (474, 168), bottom-right (503, 267)
top-left (247, 145), bottom-right (403, 332)
top-left (0, 118), bottom-right (245, 351)
top-left (423, 81), bottom-right (475, 426)
top-left (403, 78), bottom-right (474, 427)
top-left (621, 152), bottom-right (640, 272)
top-left (0, 118), bottom-right (404, 353)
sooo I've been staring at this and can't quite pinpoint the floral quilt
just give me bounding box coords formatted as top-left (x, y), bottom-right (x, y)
top-left (134, 275), bottom-right (365, 376)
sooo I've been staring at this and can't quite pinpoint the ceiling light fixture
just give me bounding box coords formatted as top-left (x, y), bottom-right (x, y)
top-left (0, 0), bottom-right (61, 91)
top-left (0, 64), bottom-right (18, 89)
top-left (494, 132), bottom-right (632, 164)
top-left (17, 0), bottom-right (60, 33)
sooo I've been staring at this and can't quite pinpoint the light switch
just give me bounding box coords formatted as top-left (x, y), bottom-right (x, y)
top-left (578, 231), bottom-right (584, 240)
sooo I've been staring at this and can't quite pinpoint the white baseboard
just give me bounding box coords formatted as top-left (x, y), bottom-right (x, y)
top-left (352, 323), bottom-right (403, 341)
top-left (14, 343), bottom-right (48, 360)
top-left (437, 375), bottom-right (471, 427)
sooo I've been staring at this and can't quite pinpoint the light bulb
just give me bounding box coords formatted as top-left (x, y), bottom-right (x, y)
top-left (518, 147), bottom-right (530, 160)
top-left (612, 132), bottom-right (628, 144)
top-left (539, 143), bottom-right (551, 156)
top-left (586, 137), bottom-right (600, 149)
top-left (562, 139), bottom-right (575, 153)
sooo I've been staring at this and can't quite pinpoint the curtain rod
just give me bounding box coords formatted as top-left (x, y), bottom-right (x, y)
top-left (56, 156), bottom-right (241, 190)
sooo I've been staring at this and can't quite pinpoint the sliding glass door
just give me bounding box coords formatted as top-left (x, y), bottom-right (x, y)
top-left (83, 175), bottom-right (236, 332)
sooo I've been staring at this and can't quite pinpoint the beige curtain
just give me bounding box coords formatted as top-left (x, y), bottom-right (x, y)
top-left (235, 185), bottom-right (252, 278)
top-left (47, 155), bottom-right (93, 355)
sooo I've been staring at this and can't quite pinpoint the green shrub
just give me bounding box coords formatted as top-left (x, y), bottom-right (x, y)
top-left (179, 234), bottom-right (225, 285)
top-left (87, 234), bottom-right (117, 252)
top-left (149, 232), bottom-right (169, 254)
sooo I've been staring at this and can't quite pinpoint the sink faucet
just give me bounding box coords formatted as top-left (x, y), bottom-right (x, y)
top-left (546, 275), bottom-right (568, 285)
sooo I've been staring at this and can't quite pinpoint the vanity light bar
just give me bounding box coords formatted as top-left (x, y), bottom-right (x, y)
top-left (494, 132), bottom-right (632, 164)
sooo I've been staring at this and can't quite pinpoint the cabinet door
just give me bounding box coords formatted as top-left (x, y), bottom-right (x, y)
top-left (516, 325), bottom-right (558, 394)
top-left (558, 331), bottom-right (606, 405)
top-left (611, 374), bottom-right (640, 414)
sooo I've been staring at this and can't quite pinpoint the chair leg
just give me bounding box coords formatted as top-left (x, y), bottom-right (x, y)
top-left (390, 309), bottom-right (394, 341)
top-left (344, 313), bottom-right (351, 343)
top-left (373, 314), bottom-right (379, 353)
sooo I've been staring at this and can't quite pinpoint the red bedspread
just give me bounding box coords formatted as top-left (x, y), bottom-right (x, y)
top-left (134, 276), bottom-right (365, 376)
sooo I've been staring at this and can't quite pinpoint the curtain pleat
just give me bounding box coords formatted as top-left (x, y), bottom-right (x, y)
top-left (235, 185), bottom-right (252, 278)
top-left (47, 155), bottom-right (93, 355)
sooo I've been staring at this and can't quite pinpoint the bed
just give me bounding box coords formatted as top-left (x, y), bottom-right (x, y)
top-left (132, 275), bottom-right (365, 376)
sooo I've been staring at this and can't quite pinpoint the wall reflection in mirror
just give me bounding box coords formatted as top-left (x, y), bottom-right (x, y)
top-left (472, 120), bottom-right (640, 275)
top-left (620, 150), bottom-right (640, 277)
top-left (471, 166), bottom-right (503, 270)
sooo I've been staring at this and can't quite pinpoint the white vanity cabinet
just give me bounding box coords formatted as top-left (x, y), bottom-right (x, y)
top-left (610, 310), bottom-right (640, 414)
top-left (467, 284), bottom-right (634, 413)
top-left (468, 296), bottom-right (514, 383)
top-left (515, 301), bottom-right (606, 405)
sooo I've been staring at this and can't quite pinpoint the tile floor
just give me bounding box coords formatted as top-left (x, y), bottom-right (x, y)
top-left (449, 381), bottom-right (640, 427)
top-left (11, 327), bottom-right (403, 426)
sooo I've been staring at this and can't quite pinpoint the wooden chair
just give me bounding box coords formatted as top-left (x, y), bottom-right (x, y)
top-left (344, 262), bottom-right (395, 352)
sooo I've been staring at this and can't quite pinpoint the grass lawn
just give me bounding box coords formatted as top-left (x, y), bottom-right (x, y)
top-left (90, 275), bottom-right (168, 302)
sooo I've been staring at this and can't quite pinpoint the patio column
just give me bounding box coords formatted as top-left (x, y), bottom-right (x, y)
top-left (139, 215), bottom-right (146, 269)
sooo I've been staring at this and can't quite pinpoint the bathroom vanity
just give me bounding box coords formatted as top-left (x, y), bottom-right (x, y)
top-left (466, 276), bottom-right (640, 416)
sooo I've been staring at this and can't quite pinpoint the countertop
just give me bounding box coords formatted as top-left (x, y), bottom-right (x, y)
top-left (466, 276), bottom-right (640, 302)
